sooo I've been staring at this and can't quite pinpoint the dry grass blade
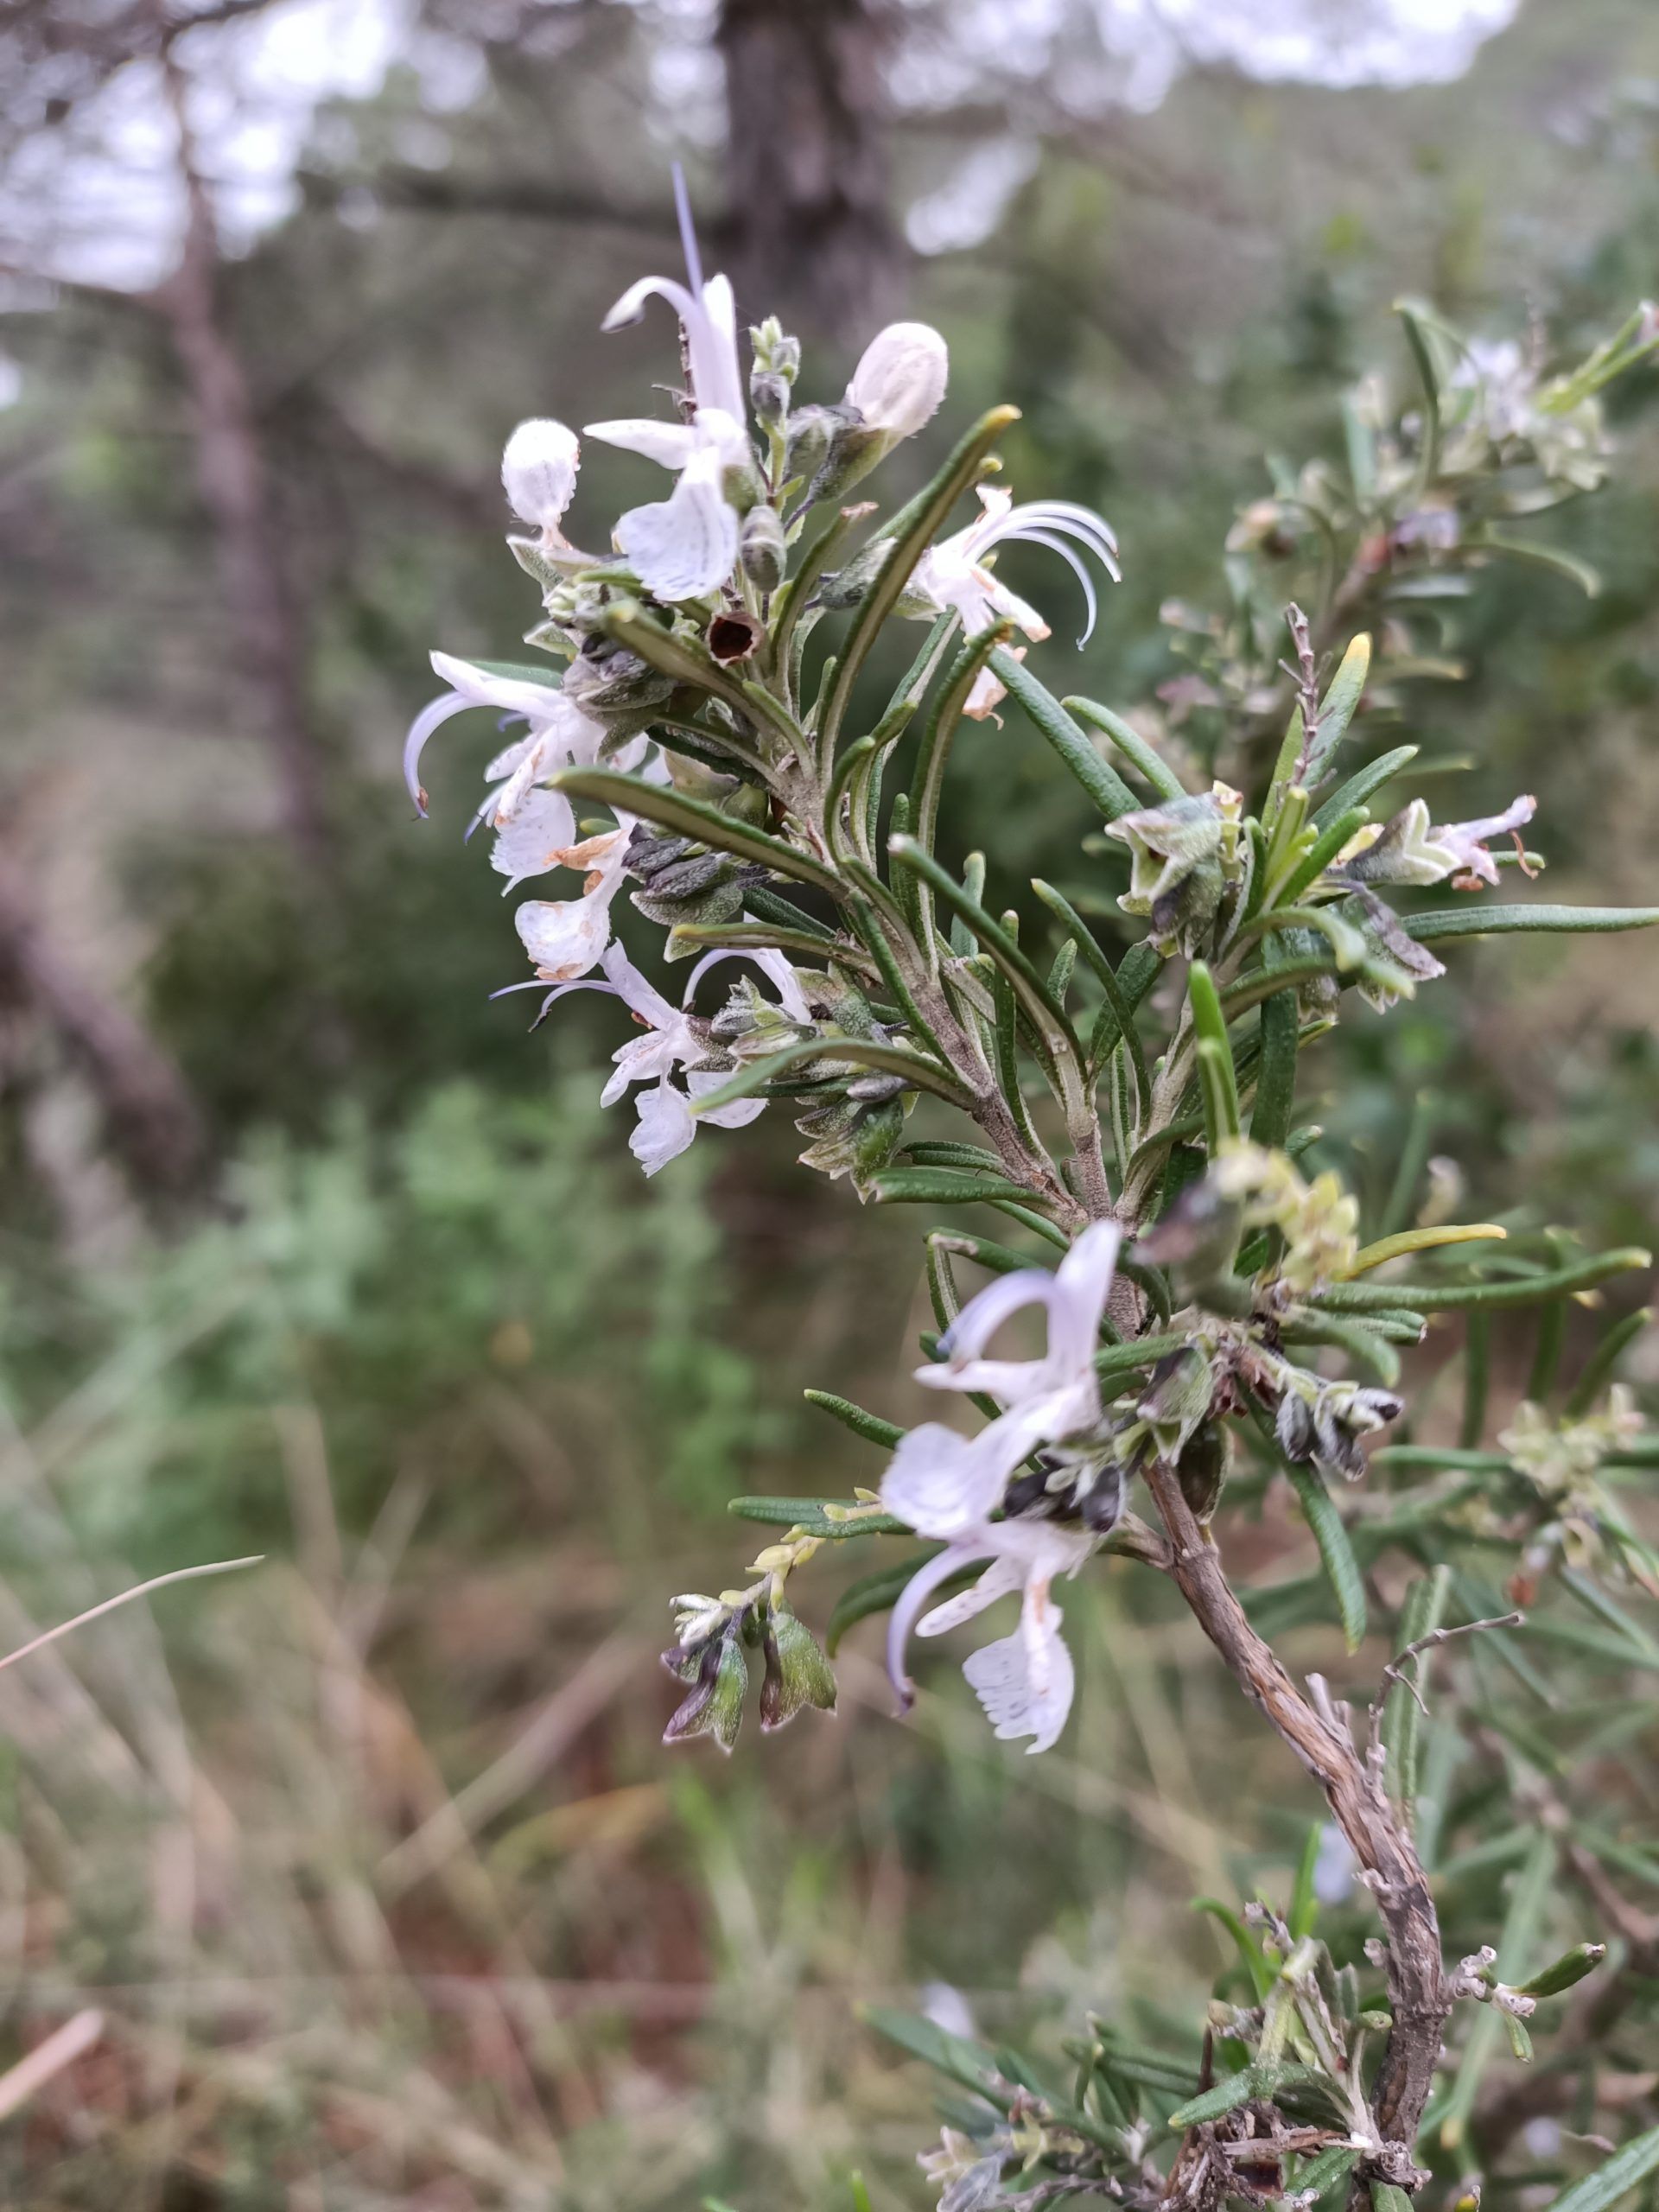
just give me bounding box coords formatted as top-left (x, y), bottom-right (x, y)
top-left (0, 1556), bottom-right (264, 1674)
top-left (0, 2007), bottom-right (104, 2123)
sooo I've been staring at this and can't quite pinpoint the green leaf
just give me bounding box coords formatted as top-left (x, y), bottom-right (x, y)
top-left (769, 503), bottom-right (867, 677)
top-left (667, 919), bottom-right (874, 973)
top-left (1285, 1462), bottom-right (1368, 1653)
top-left (549, 764), bottom-right (841, 894)
top-left (1546, 2125), bottom-right (1659, 2212)
top-left (1064, 696), bottom-right (1187, 801)
top-left (1395, 296), bottom-right (1444, 489)
top-left (861, 2005), bottom-right (1011, 2107)
top-left (1515, 1942), bottom-right (1606, 1999)
top-left (1273, 805), bottom-right (1371, 909)
top-left (1408, 904), bottom-right (1659, 944)
top-left (1295, 2146), bottom-right (1360, 2204)
top-left (601, 602), bottom-right (801, 749)
top-left (1167, 2061), bottom-right (1274, 2128)
top-left (1249, 984), bottom-right (1300, 1149)
top-left (469, 658), bottom-right (564, 690)
top-left (1564, 1306), bottom-right (1653, 1418)
top-left (1343, 1224), bottom-right (1508, 1275)
top-left (803, 1389), bottom-right (905, 1451)
top-left (1472, 527), bottom-right (1602, 598)
top-left (820, 407), bottom-right (1020, 755)
top-left (868, 1166), bottom-right (1057, 1210)
top-left (911, 626), bottom-right (1019, 857)
top-left (992, 652), bottom-right (1140, 821)
top-left (690, 1035), bottom-right (976, 1119)
top-left (1279, 1311), bottom-right (1402, 1388)
top-left (1290, 1821), bottom-right (1324, 1939)
top-left (1165, 2059), bottom-right (1338, 2129)
top-left (1192, 1898), bottom-right (1274, 2001)
top-left (1303, 632), bottom-right (1372, 783)
top-left (1314, 1248), bottom-right (1652, 1314)
top-left (1312, 743), bottom-right (1419, 833)
top-left (1187, 963), bottom-right (1241, 1145)
top-left (726, 1495), bottom-right (908, 1538)
top-left (743, 886), bottom-right (837, 943)
top-left (1031, 878), bottom-right (1152, 1109)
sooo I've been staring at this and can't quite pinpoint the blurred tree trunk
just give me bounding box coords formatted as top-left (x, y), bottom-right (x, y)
top-left (715, 0), bottom-right (900, 337)
top-left (0, 858), bottom-right (205, 1203)
top-left (152, 43), bottom-right (333, 870)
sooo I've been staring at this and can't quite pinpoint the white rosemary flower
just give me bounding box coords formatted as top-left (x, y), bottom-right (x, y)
top-left (880, 1222), bottom-right (1122, 1753)
top-left (906, 486), bottom-right (1120, 717)
top-left (586, 268), bottom-right (749, 603)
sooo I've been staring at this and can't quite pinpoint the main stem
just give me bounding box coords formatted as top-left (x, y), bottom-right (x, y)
top-left (1144, 1461), bottom-right (1449, 2158)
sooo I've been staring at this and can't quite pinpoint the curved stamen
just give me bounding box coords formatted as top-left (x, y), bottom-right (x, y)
top-left (672, 159), bottom-right (703, 296)
top-left (1000, 525), bottom-right (1102, 646)
top-left (403, 691), bottom-right (466, 817)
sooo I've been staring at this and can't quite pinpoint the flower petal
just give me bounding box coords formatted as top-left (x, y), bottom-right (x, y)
top-left (613, 450), bottom-right (739, 601)
top-left (603, 1028), bottom-right (680, 1105)
top-left (630, 1080), bottom-right (696, 1175)
top-left (684, 1065), bottom-right (767, 1129)
top-left (1049, 1222), bottom-right (1122, 1377)
top-left (932, 1267), bottom-right (1058, 1370)
top-left (491, 786), bottom-right (578, 891)
top-left (846, 321), bottom-right (949, 439)
top-left (501, 417), bottom-right (580, 529)
top-left (584, 416), bottom-right (701, 471)
top-left (601, 941), bottom-right (682, 1033)
top-left (881, 1421), bottom-right (1020, 1537)
top-left (681, 943), bottom-right (813, 1027)
top-left (961, 1584), bottom-right (1075, 1753)
top-left (917, 1554), bottom-right (1023, 1637)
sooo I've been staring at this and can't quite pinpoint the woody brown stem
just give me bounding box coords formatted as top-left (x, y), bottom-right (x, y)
top-left (1143, 1459), bottom-right (1449, 2158)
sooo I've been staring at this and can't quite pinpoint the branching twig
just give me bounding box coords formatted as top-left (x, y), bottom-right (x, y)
top-left (1381, 1612), bottom-right (1524, 1716)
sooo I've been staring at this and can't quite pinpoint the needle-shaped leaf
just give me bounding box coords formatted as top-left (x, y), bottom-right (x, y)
top-left (992, 652), bottom-right (1140, 821)
top-left (1249, 984), bottom-right (1300, 1149)
top-left (1545, 2123), bottom-right (1659, 2212)
top-left (1187, 963), bottom-right (1241, 1146)
top-left (1342, 1224), bottom-right (1508, 1276)
top-left (803, 1390), bottom-right (906, 1451)
top-left (726, 1495), bottom-right (908, 1537)
top-left (1408, 904), bottom-right (1659, 944)
top-left (1315, 1247), bottom-right (1651, 1314)
top-left (1312, 743), bottom-right (1419, 832)
top-left (1438, 1832), bottom-right (1555, 2150)
top-left (1031, 879), bottom-right (1152, 1109)
top-left (868, 1166), bottom-right (1058, 1210)
top-left (600, 601), bottom-right (802, 750)
top-left (1285, 1461), bottom-right (1369, 1653)
top-left (549, 764), bottom-right (842, 893)
top-left (1064, 696), bottom-right (1186, 801)
top-left (1301, 631), bottom-right (1372, 785)
top-left (690, 1035), bottom-right (976, 1118)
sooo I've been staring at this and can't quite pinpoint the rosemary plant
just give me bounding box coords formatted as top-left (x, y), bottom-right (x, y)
top-left (408, 192), bottom-right (1659, 2212)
